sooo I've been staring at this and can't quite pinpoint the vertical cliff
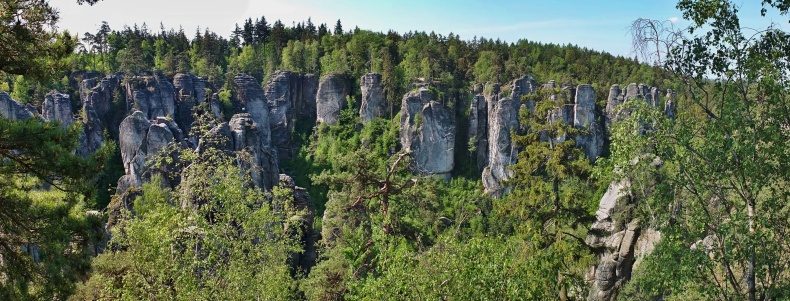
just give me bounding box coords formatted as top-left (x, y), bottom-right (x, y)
top-left (359, 73), bottom-right (385, 124)
top-left (399, 88), bottom-right (456, 180)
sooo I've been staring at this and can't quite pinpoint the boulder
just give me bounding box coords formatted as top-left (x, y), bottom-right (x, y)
top-left (316, 74), bottom-right (349, 125)
top-left (42, 90), bottom-right (73, 128)
top-left (0, 92), bottom-right (34, 120)
top-left (399, 88), bottom-right (455, 180)
top-left (359, 73), bottom-right (385, 123)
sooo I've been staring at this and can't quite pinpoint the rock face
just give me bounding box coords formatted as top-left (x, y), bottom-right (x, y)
top-left (481, 83), bottom-right (521, 197)
top-left (232, 74), bottom-right (273, 151)
top-left (79, 75), bottom-right (123, 156)
top-left (480, 75), bottom-right (539, 198)
top-left (664, 89), bottom-right (676, 120)
top-left (316, 74), bottom-right (349, 125)
top-left (263, 71), bottom-right (319, 163)
top-left (468, 84), bottom-right (488, 171)
top-left (227, 113), bottom-right (280, 191)
top-left (359, 73), bottom-right (386, 123)
top-left (280, 174), bottom-right (318, 273)
top-left (399, 88), bottom-right (455, 180)
top-left (42, 91), bottom-right (73, 128)
top-left (574, 85), bottom-right (604, 162)
top-left (125, 73), bottom-right (176, 121)
top-left (0, 92), bottom-right (35, 120)
top-left (172, 73), bottom-right (206, 137)
top-left (116, 111), bottom-right (181, 193)
top-left (585, 180), bottom-right (661, 301)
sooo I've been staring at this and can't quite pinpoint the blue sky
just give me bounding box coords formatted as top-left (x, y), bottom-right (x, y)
top-left (50, 0), bottom-right (785, 57)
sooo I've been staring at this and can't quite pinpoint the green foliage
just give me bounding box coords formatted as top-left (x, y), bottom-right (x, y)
top-left (0, 118), bottom-right (112, 300)
top-left (614, 2), bottom-right (790, 299)
top-left (10, 75), bottom-right (31, 104)
top-left (73, 153), bottom-right (300, 300)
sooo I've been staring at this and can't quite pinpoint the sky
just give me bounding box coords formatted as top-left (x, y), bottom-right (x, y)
top-left (49, 0), bottom-right (786, 58)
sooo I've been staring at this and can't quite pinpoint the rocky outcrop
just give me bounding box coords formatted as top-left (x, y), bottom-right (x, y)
top-left (664, 89), bottom-right (676, 120)
top-left (116, 111), bottom-right (181, 193)
top-left (0, 92), bottom-right (35, 120)
top-left (232, 74), bottom-right (273, 151)
top-left (400, 88), bottom-right (455, 180)
top-left (468, 84), bottom-right (488, 171)
top-left (510, 75), bottom-right (539, 111)
top-left (585, 178), bottom-right (662, 301)
top-left (481, 83), bottom-right (521, 197)
top-left (280, 174), bottom-right (318, 273)
top-left (42, 91), bottom-right (73, 128)
top-left (79, 75), bottom-right (123, 156)
top-left (263, 71), bottom-right (319, 163)
top-left (359, 73), bottom-right (385, 123)
top-left (227, 113), bottom-right (279, 191)
top-left (316, 74), bottom-right (349, 125)
top-left (574, 85), bottom-right (604, 162)
top-left (172, 73), bottom-right (206, 137)
top-left (125, 73), bottom-right (176, 121)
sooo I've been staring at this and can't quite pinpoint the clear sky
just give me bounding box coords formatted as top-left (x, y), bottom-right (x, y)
top-left (49, 0), bottom-right (784, 58)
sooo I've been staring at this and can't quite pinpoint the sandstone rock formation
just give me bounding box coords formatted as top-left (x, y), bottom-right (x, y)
top-left (263, 70), bottom-right (319, 163)
top-left (116, 111), bottom-right (181, 193)
top-left (664, 89), bottom-right (676, 120)
top-left (227, 113), bottom-right (280, 191)
top-left (399, 88), bottom-right (455, 180)
top-left (468, 84), bottom-right (488, 171)
top-left (232, 74), bottom-right (273, 151)
top-left (359, 73), bottom-right (385, 123)
top-left (172, 73), bottom-right (206, 137)
top-left (42, 90), bottom-right (73, 128)
top-left (125, 73), bottom-right (176, 121)
top-left (586, 179), bottom-right (662, 301)
top-left (0, 92), bottom-right (35, 120)
top-left (79, 75), bottom-right (123, 156)
top-left (481, 82), bottom-right (520, 197)
top-left (574, 84), bottom-right (604, 162)
top-left (280, 174), bottom-right (318, 273)
top-left (316, 74), bottom-right (349, 125)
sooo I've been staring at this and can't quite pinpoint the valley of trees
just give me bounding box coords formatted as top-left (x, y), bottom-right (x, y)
top-left (1, 0), bottom-right (790, 300)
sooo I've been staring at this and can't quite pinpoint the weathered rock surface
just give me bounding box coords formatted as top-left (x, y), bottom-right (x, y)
top-left (468, 88), bottom-right (488, 171)
top-left (399, 88), bottom-right (455, 180)
top-left (0, 92), bottom-right (35, 120)
top-left (263, 71), bottom-right (319, 163)
top-left (664, 89), bottom-right (676, 120)
top-left (228, 113), bottom-right (279, 191)
top-left (481, 75), bottom-right (544, 197)
top-left (116, 111), bottom-right (180, 193)
top-left (42, 90), bottom-right (73, 128)
top-left (173, 73), bottom-right (206, 136)
top-left (574, 85), bottom-right (604, 162)
top-left (586, 164), bottom-right (663, 300)
top-left (125, 73), bottom-right (175, 121)
top-left (79, 75), bottom-right (123, 156)
top-left (359, 73), bottom-right (385, 123)
top-left (316, 74), bottom-right (349, 125)
top-left (280, 174), bottom-right (318, 273)
top-left (232, 74), bottom-right (273, 151)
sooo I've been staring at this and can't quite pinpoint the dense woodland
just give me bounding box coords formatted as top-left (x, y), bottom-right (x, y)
top-left (2, 0), bottom-right (790, 300)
